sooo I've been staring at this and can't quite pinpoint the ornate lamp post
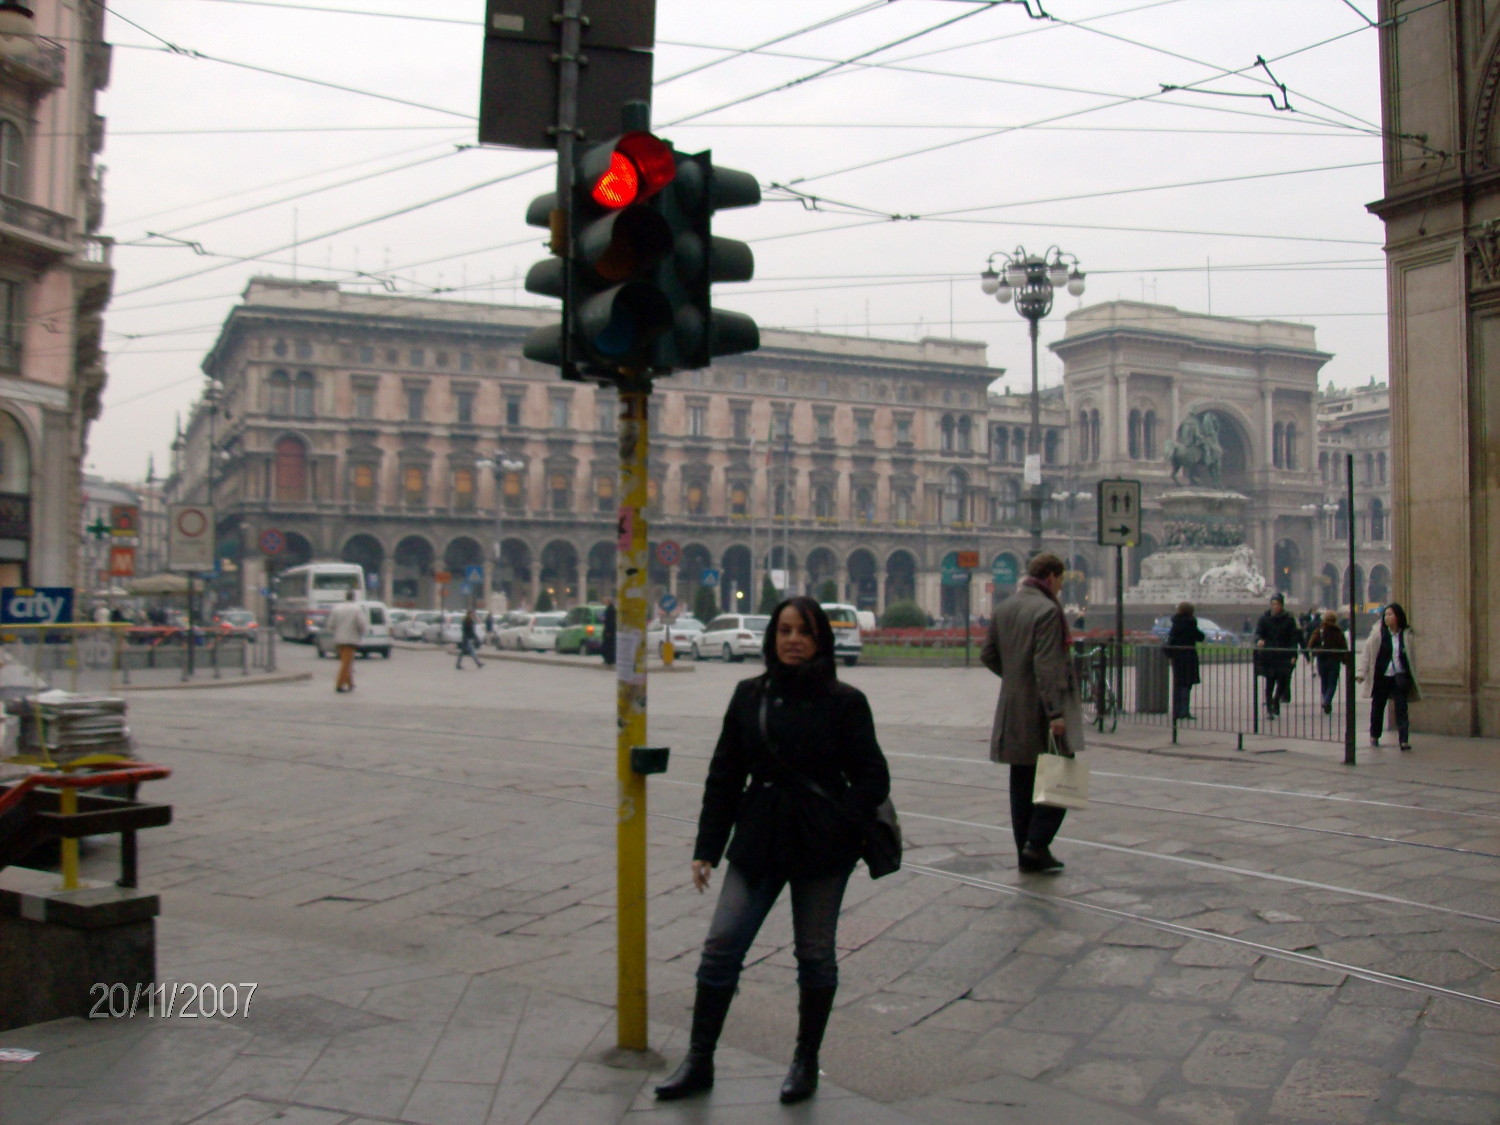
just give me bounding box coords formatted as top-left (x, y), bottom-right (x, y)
top-left (981, 247), bottom-right (1085, 557)
top-left (477, 451), bottom-right (525, 609)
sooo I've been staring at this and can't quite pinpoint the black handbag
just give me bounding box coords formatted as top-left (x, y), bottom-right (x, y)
top-left (758, 692), bottom-right (902, 879)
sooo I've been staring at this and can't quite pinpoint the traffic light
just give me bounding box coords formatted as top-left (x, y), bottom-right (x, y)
top-left (649, 150), bottom-right (760, 370)
top-left (523, 131), bottom-right (679, 376)
top-left (522, 131), bottom-right (761, 379)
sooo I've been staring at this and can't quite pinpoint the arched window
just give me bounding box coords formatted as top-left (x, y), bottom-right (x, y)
top-left (274, 437), bottom-right (307, 501)
top-left (549, 472), bottom-right (572, 512)
top-left (1319, 452), bottom-right (1328, 484)
top-left (1273, 422), bottom-right (1285, 468)
top-left (1076, 412), bottom-right (1088, 462)
top-left (942, 470), bottom-right (967, 525)
top-left (1089, 412), bottom-right (1100, 462)
top-left (1364, 452), bottom-right (1375, 485)
top-left (0, 120), bottom-right (24, 198)
top-left (1044, 429), bottom-right (1061, 465)
top-left (854, 486), bottom-right (874, 522)
top-left (1284, 423), bottom-right (1298, 470)
top-left (957, 415), bottom-right (972, 454)
top-left (452, 467), bottom-right (475, 511)
top-left (1334, 497), bottom-right (1349, 540)
top-left (1143, 410), bottom-right (1157, 460)
top-left (940, 414), bottom-right (955, 453)
top-left (293, 372), bottom-right (316, 417)
top-left (1013, 427), bottom-right (1026, 462)
top-left (267, 370), bottom-right (290, 415)
top-left (1377, 452), bottom-right (1387, 483)
top-left (1128, 410), bottom-right (1141, 459)
top-left (402, 465), bottom-right (426, 507)
top-left (995, 426), bottom-right (1009, 463)
top-left (814, 485), bottom-right (834, 519)
top-left (1369, 498), bottom-right (1385, 541)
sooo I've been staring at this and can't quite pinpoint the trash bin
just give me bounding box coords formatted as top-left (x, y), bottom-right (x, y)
top-left (1134, 643), bottom-right (1170, 714)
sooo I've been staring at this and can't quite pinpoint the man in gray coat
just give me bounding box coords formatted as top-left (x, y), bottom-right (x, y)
top-left (981, 552), bottom-right (1084, 874)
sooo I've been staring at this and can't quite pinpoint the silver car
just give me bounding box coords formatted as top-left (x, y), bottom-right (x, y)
top-left (517, 611), bottom-right (566, 651)
top-left (645, 615), bottom-right (704, 659)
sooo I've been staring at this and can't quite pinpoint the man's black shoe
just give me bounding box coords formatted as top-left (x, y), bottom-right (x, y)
top-left (1018, 846), bottom-right (1064, 874)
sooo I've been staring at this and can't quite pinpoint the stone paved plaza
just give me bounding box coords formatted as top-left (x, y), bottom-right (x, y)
top-left (2, 643), bottom-right (1498, 1124)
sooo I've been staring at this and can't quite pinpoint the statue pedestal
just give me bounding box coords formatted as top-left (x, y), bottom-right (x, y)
top-left (1126, 490), bottom-right (1268, 608)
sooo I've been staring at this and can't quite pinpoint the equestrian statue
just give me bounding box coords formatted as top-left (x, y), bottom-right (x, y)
top-left (1165, 410), bottom-right (1224, 489)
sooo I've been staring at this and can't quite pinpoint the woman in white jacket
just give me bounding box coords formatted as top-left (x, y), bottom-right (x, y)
top-left (1355, 602), bottom-right (1420, 751)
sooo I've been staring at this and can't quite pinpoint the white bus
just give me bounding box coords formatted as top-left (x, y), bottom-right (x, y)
top-left (274, 562), bottom-right (366, 642)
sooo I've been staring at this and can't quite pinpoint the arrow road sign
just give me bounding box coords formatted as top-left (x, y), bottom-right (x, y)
top-left (1097, 479), bottom-right (1142, 547)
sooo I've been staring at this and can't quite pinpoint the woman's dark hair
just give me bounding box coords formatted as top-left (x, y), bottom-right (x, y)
top-left (1176, 602), bottom-right (1195, 617)
top-left (1383, 601), bottom-right (1408, 631)
top-left (762, 596), bottom-right (836, 680)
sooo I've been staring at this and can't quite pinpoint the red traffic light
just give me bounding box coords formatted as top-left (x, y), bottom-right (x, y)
top-left (588, 132), bottom-right (676, 209)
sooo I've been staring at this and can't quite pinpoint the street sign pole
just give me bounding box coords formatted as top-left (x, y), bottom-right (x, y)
top-left (1115, 545), bottom-right (1124, 716)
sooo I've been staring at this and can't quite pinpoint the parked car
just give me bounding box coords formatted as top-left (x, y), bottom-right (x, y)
top-left (556, 604), bottom-right (609, 655)
top-left (392, 610), bottom-right (440, 641)
top-left (211, 608), bottom-right (258, 642)
top-left (491, 610), bottom-right (535, 650)
top-left (422, 611), bottom-right (465, 645)
top-left (1149, 615), bottom-right (1239, 645)
top-left (645, 615), bottom-right (704, 659)
top-left (819, 602), bottom-right (863, 667)
top-left (386, 609), bottom-right (414, 637)
top-left (314, 600), bottom-right (393, 659)
top-left (692, 614), bottom-right (771, 662)
top-left (517, 610), bottom-right (566, 651)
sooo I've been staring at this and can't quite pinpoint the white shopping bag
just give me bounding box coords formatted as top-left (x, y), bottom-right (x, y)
top-left (1033, 737), bottom-right (1090, 810)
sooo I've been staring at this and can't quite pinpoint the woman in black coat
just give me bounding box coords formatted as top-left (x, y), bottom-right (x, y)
top-left (1166, 601), bottom-right (1205, 721)
top-left (655, 596), bottom-right (890, 1106)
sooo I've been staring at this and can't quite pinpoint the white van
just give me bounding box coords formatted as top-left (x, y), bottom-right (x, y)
top-left (314, 600), bottom-right (393, 660)
top-left (820, 603), bottom-right (863, 667)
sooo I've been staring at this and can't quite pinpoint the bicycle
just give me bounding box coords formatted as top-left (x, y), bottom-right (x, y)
top-left (1074, 642), bottom-right (1118, 732)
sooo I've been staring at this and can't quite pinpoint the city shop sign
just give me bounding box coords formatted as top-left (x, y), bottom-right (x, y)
top-left (1, 586), bottom-right (75, 625)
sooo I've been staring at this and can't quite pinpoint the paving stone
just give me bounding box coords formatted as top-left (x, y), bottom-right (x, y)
top-left (1171, 942), bottom-right (1262, 969)
top-left (957, 1025), bottom-right (1073, 1080)
top-left (1308, 1001), bottom-right (1415, 1058)
top-left (1227, 981), bottom-right (1337, 1027)
top-left (1182, 1029), bottom-right (1291, 1088)
top-left (1399, 1030), bottom-right (1500, 1091)
top-left (1089, 1001), bottom-right (1209, 1058)
top-left (1251, 957), bottom-right (1346, 986)
top-left (1153, 1089), bottom-right (1255, 1125)
top-left (1052, 1058), bottom-right (1166, 1107)
top-left (1393, 1090), bottom-right (1500, 1125)
top-left (1055, 945), bottom-right (1163, 989)
top-left (1009, 990), bottom-right (1122, 1035)
top-left (1269, 1057), bottom-right (1387, 1124)
top-left (1149, 967), bottom-right (1245, 1003)
top-left (969, 953), bottom-right (1064, 1003)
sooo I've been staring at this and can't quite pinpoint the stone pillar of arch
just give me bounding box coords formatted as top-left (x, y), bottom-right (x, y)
top-left (382, 566), bottom-right (394, 608)
top-left (876, 572), bottom-right (887, 613)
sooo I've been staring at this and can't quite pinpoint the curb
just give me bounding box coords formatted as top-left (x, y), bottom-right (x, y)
top-left (117, 671), bottom-right (313, 692)
top-left (389, 642), bottom-right (698, 672)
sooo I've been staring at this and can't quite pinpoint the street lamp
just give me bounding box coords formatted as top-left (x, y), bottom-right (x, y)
top-left (981, 246), bottom-right (1085, 557)
top-left (476, 451), bottom-right (524, 609)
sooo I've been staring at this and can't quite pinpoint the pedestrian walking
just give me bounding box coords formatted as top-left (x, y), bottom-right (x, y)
top-left (1356, 601), bottom-right (1421, 750)
top-left (1253, 593), bottom-right (1301, 718)
top-left (655, 596), bottom-right (890, 1105)
top-left (979, 551), bottom-right (1084, 875)
top-left (601, 598), bottom-right (616, 666)
top-left (1307, 610), bottom-right (1348, 714)
top-left (1166, 601), bottom-right (1205, 721)
top-left (327, 590), bottom-right (365, 693)
top-left (455, 609), bottom-right (484, 669)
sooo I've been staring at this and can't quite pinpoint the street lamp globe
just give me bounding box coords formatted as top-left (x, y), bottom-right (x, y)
top-left (994, 281), bottom-right (1013, 304)
top-left (1067, 268), bottom-right (1087, 297)
top-left (980, 268), bottom-right (999, 295)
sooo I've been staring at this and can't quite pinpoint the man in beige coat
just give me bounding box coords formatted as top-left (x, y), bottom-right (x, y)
top-left (326, 590), bottom-right (366, 694)
top-left (981, 552), bottom-right (1084, 874)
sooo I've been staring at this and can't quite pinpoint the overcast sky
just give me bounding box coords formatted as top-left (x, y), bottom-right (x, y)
top-left (88, 0), bottom-right (1388, 482)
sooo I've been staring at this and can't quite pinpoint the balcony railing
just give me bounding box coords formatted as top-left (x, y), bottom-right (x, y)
top-left (0, 193), bottom-right (71, 249)
top-left (0, 36), bottom-right (66, 88)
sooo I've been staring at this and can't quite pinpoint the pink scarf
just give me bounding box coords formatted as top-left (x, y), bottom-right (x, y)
top-left (1021, 575), bottom-right (1072, 651)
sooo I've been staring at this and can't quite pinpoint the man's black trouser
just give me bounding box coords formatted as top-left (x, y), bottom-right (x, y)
top-left (1009, 763), bottom-right (1066, 854)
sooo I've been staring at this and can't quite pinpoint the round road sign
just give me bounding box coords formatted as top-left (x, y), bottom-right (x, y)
top-left (655, 540), bottom-right (682, 567)
top-left (176, 507), bottom-right (208, 538)
top-left (259, 528), bottom-right (286, 556)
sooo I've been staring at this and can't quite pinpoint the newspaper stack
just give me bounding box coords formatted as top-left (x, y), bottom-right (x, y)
top-left (5, 690), bottom-right (133, 763)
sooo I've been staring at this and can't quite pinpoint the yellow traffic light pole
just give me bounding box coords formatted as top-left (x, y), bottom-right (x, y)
top-left (616, 382), bottom-right (651, 1052)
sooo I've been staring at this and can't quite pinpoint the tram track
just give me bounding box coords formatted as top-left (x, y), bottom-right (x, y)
top-left (128, 730), bottom-right (1500, 1011)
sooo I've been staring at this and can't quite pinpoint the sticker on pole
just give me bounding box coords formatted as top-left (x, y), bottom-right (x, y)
top-left (1097, 480), bottom-right (1142, 547)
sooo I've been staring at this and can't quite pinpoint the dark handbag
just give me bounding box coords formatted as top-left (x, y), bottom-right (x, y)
top-left (758, 692), bottom-right (902, 879)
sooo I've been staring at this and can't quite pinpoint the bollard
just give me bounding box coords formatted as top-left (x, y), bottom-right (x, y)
top-left (212, 636), bottom-right (221, 680)
top-left (662, 638), bottom-right (674, 666)
top-left (59, 786), bottom-right (79, 890)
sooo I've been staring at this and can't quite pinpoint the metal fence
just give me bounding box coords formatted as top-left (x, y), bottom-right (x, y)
top-left (0, 624), bottom-right (273, 696)
top-left (1074, 641), bottom-right (1358, 762)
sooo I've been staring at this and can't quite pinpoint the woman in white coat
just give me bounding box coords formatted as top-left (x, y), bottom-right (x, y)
top-left (1355, 602), bottom-right (1420, 751)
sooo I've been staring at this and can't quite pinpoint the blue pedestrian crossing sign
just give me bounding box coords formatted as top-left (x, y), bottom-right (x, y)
top-left (700, 568), bottom-right (720, 588)
top-left (463, 564), bottom-right (484, 584)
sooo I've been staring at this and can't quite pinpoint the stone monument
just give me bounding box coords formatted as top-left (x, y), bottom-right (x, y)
top-left (1127, 412), bottom-right (1268, 607)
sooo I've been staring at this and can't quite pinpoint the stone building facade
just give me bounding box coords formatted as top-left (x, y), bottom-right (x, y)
top-left (0, 2), bottom-right (112, 590)
top-left (1313, 383), bottom-right (1394, 623)
top-left (1371, 0), bottom-right (1500, 735)
top-left (178, 279), bottom-right (1102, 622)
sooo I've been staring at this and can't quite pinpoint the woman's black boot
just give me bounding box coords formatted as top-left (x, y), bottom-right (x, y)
top-left (654, 984), bottom-right (735, 1100)
top-left (780, 986), bottom-right (836, 1104)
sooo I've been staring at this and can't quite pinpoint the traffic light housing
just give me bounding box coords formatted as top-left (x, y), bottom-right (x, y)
top-left (522, 130), bottom-right (760, 380)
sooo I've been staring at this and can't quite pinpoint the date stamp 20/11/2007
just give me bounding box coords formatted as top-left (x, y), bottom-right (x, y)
top-left (88, 982), bottom-right (257, 1020)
